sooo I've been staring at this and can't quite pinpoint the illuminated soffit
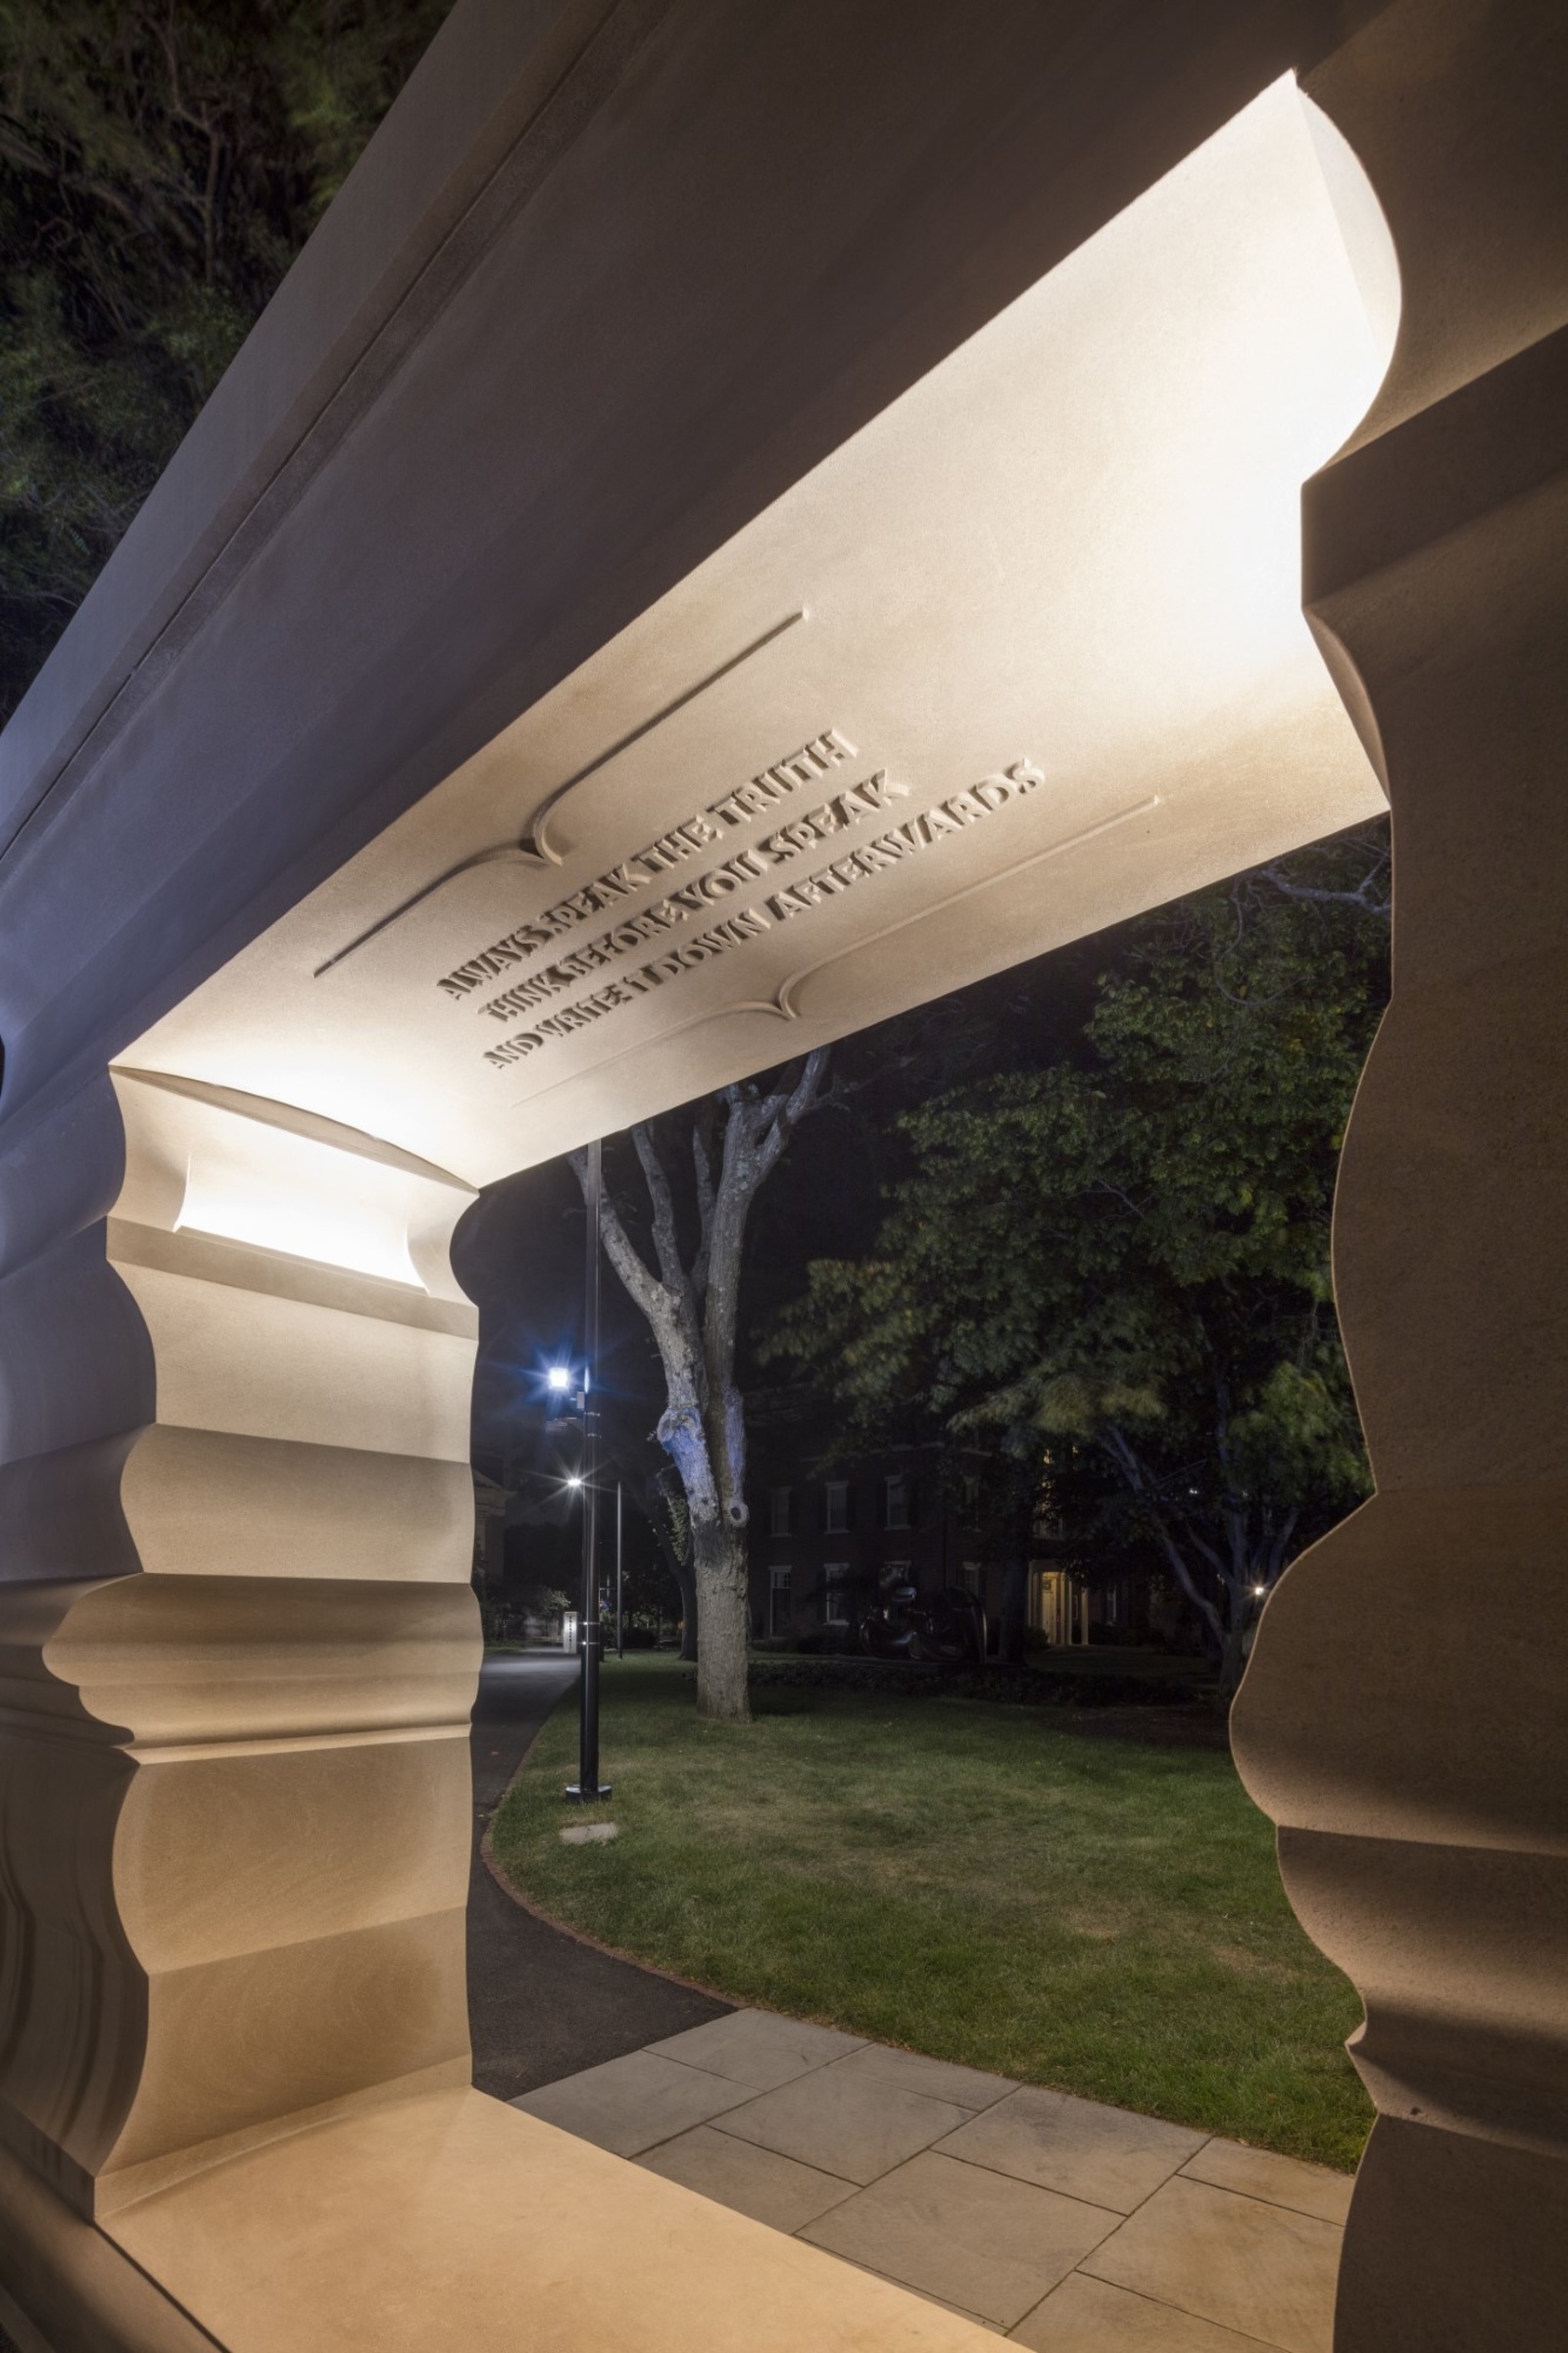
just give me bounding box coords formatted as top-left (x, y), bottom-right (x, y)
top-left (125, 74), bottom-right (1398, 1187)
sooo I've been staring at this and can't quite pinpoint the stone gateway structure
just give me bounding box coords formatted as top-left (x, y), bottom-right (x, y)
top-left (0, 1), bottom-right (1562, 2346)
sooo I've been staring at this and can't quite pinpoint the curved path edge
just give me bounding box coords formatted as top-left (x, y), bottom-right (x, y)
top-left (466, 1654), bottom-right (730, 2100)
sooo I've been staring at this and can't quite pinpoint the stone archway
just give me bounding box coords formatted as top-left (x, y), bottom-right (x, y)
top-left (0, 3), bottom-right (1561, 2345)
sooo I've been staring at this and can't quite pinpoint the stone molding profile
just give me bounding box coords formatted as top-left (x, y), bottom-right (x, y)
top-left (0, 1070), bottom-right (481, 2232)
top-left (1234, 5), bottom-right (1568, 2345)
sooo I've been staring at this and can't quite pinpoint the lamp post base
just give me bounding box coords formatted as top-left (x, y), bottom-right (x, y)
top-left (563, 1784), bottom-right (612, 1802)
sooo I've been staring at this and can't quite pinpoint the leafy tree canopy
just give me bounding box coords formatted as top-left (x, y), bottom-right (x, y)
top-left (767, 830), bottom-right (1390, 1687)
top-left (0, 0), bottom-right (448, 718)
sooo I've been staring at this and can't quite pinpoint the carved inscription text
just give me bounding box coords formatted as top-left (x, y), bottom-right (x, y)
top-left (436, 729), bottom-right (858, 1002)
top-left (480, 760), bottom-right (1046, 1067)
top-left (476, 768), bottom-right (908, 1025)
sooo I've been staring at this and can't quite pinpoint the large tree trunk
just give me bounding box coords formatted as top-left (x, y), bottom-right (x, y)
top-left (672, 1554), bottom-right (700, 1661)
top-left (999, 1553), bottom-right (1030, 1665)
top-left (574, 1051), bottom-right (827, 1728)
top-left (643, 1472), bottom-right (700, 1659)
top-left (692, 1514), bottom-right (751, 1722)
top-left (646, 1509), bottom-right (699, 1657)
top-left (1215, 1587), bottom-right (1251, 1699)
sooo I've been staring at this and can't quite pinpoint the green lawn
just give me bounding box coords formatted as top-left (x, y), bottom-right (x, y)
top-left (490, 1656), bottom-right (1370, 2170)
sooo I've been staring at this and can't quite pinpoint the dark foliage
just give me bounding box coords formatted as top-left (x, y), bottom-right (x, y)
top-left (0, 0), bottom-right (448, 717)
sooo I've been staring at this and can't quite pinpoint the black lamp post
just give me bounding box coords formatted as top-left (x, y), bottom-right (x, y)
top-left (564, 1135), bottom-right (611, 1802)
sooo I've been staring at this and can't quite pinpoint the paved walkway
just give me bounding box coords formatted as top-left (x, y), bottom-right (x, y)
top-left (466, 1653), bottom-right (730, 2101)
top-left (514, 2009), bottom-right (1349, 2350)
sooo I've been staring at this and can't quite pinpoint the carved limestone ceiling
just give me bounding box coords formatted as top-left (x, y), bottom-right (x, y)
top-left (124, 75), bottom-right (1396, 1192)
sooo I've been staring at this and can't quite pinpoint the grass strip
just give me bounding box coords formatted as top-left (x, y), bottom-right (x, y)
top-left (490, 1654), bottom-right (1370, 2169)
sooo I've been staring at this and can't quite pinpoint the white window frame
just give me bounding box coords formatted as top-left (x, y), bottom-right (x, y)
top-left (768, 1563), bottom-right (792, 1637)
top-left (822, 1480), bottom-right (851, 1535)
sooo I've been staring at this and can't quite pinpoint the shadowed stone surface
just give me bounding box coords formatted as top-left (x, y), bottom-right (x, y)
top-left (647, 2010), bottom-right (865, 2090)
top-left (1081, 2176), bottom-right (1342, 2353)
top-left (714, 2066), bottom-right (971, 2184)
top-left (832, 2043), bottom-right (1017, 2112)
top-left (525, 2013), bottom-right (1348, 2344)
top-left (937, 2085), bottom-right (1207, 2214)
top-left (1180, 2137), bottom-right (1354, 2226)
top-left (1012, 2274), bottom-right (1274, 2352)
top-left (803, 2150), bottom-right (1119, 2328)
top-left (638, 2125), bottom-right (858, 2231)
top-left (513, 2049), bottom-right (755, 2157)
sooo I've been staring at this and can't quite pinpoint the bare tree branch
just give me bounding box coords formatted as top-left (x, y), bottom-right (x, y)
top-left (1258, 863), bottom-right (1391, 918)
top-left (577, 1050), bottom-right (832, 1719)
top-left (630, 1125), bottom-right (686, 1296)
top-left (568, 1149), bottom-right (667, 1334)
top-left (690, 1114), bottom-right (716, 1300)
top-left (1102, 1422), bottom-right (1226, 1646)
top-left (755, 1047), bottom-right (831, 1186)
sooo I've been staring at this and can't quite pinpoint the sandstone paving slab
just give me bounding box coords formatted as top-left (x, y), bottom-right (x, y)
top-left (637, 2123), bottom-right (858, 2231)
top-left (832, 2042), bottom-right (1018, 2112)
top-left (937, 2085), bottom-right (1206, 2214)
top-left (802, 2149), bottom-right (1119, 2328)
top-left (1179, 2139), bottom-right (1354, 2227)
top-left (713, 2064), bottom-right (972, 2183)
top-left (1011, 2271), bottom-right (1280, 2351)
top-left (1081, 2176), bottom-right (1341, 2353)
top-left (647, 2008), bottom-right (866, 2089)
top-left (922, 2297), bottom-right (1007, 2337)
top-left (110, 2085), bottom-right (1007, 2353)
top-left (510, 2048), bottom-right (753, 2157)
top-left (827, 2254), bottom-right (1008, 2334)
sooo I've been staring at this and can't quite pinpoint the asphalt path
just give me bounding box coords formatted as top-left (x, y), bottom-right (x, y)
top-left (466, 1653), bottom-right (730, 2100)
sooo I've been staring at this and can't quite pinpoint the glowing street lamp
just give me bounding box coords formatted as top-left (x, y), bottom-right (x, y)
top-left (547, 1365), bottom-right (572, 1396)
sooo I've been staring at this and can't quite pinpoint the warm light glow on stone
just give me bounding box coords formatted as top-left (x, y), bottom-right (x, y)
top-left (172, 1109), bottom-right (432, 1286)
top-left (122, 76), bottom-right (1398, 1189)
